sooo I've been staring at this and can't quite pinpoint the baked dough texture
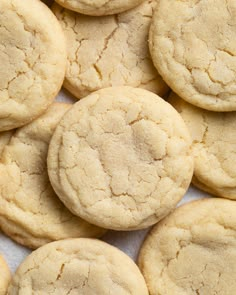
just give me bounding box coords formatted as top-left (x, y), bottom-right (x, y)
top-left (0, 103), bottom-right (105, 249)
top-left (8, 238), bottom-right (149, 294)
top-left (52, 1), bottom-right (169, 99)
top-left (149, 0), bottom-right (236, 111)
top-left (139, 198), bottom-right (236, 295)
top-left (0, 0), bottom-right (67, 131)
top-left (0, 254), bottom-right (11, 295)
top-left (47, 87), bottom-right (193, 230)
top-left (55, 0), bottom-right (145, 16)
top-left (0, 131), bottom-right (14, 156)
top-left (169, 92), bottom-right (236, 199)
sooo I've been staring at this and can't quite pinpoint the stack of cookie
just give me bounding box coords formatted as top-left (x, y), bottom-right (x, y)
top-left (0, 0), bottom-right (235, 294)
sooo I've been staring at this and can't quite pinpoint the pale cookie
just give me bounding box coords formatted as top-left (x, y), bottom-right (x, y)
top-left (55, 0), bottom-right (145, 16)
top-left (52, 1), bottom-right (169, 99)
top-left (47, 87), bottom-right (193, 230)
top-left (0, 254), bottom-right (11, 295)
top-left (149, 0), bottom-right (236, 111)
top-left (169, 92), bottom-right (236, 199)
top-left (0, 103), bottom-right (105, 249)
top-left (0, 0), bottom-right (67, 131)
top-left (8, 238), bottom-right (149, 294)
top-left (138, 198), bottom-right (236, 295)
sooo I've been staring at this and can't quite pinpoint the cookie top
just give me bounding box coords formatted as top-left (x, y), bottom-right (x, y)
top-left (0, 103), bottom-right (105, 249)
top-left (54, 0), bottom-right (145, 16)
top-left (169, 92), bottom-right (236, 199)
top-left (0, 0), bottom-right (67, 131)
top-left (47, 87), bottom-right (193, 230)
top-left (52, 1), bottom-right (169, 100)
top-left (138, 198), bottom-right (236, 295)
top-left (0, 254), bottom-right (11, 295)
top-left (8, 238), bottom-right (149, 294)
top-left (149, 0), bottom-right (236, 111)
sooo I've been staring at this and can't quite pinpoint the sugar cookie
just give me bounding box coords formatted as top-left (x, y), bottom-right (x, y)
top-left (0, 0), bottom-right (67, 131)
top-left (0, 103), bottom-right (105, 249)
top-left (169, 92), bottom-right (236, 199)
top-left (0, 254), bottom-right (11, 295)
top-left (149, 0), bottom-right (236, 111)
top-left (8, 238), bottom-right (148, 294)
top-left (139, 198), bottom-right (236, 295)
top-left (52, 1), bottom-right (169, 99)
top-left (55, 0), bottom-right (145, 16)
top-left (48, 87), bottom-right (193, 230)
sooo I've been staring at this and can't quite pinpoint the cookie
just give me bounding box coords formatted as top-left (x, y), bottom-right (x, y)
top-left (0, 103), bottom-right (105, 249)
top-left (169, 92), bottom-right (236, 199)
top-left (52, 1), bottom-right (169, 100)
top-left (0, 254), bottom-right (11, 295)
top-left (138, 198), bottom-right (236, 295)
top-left (47, 87), bottom-right (193, 230)
top-left (8, 238), bottom-right (149, 294)
top-left (0, 0), bottom-right (67, 131)
top-left (149, 0), bottom-right (236, 111)
top-left (54, 0), bottom-right (145, 16)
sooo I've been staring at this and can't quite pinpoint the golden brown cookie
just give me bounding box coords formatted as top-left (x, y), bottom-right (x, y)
top-left (139, 198), bottom-right (236, 295)
top-left (169, 92), bottom-right (236, 199)
top-left (149, 0), bottom-right (236, 111)
top-left (48, 87), bottom-right (193, 230)
top-left (52, 1), bottom-right (169, 99)
top-left (0, 103), bottom-right (105, 249)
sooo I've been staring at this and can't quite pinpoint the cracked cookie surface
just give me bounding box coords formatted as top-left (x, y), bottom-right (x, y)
top-left (8, 238), bottom-right (149, 294)
top-left (169, 92), bottom-right (236, 199)
top-left (52, 1), bottom-right (169, 100)
top-left (55, 0), bottom-right (145, 16)
top-left (0, 131), bottom-right (14, 157)
top-left (138, 198), bottom-right (236, 295)
top-left (149, 0), bottom-right (236, 111)
top-left (0, 254), bottom-right (11, 295)
top-left (0, 103), bottom-right (105, 249)
top-left (47, 87), bottom-right (193, 230)
top-left (0, 0), bottom-right (67, 131)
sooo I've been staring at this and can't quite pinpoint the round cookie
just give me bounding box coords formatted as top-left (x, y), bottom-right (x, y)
top-left (52, 1), bottom-right (169, 100)
top-left (0, 103), bottom-right (105, 249)
top-left (149, 0), bottom-right (236, 111)
top-left (138, 198), bottom-right (236, 295)
top-left (0, 0), bottom-right (67, 131)
top-left (47, 87), bottom-right (193, 230)
top-left (169, 92), bottom-right (236, 199)
top-left (54, 0), bottom-right (145, 16)
top-left (0, 254), bottom-right (11, 295)
top-left (8, 238), bottom-right (149, 294)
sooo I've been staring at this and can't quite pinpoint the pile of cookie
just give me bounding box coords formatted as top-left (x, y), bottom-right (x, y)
top-left (0, 0), bottom-right (235, 294)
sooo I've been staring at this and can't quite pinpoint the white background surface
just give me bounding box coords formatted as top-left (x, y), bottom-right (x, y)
top-left (0, 86), bottom-right (211, 273)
